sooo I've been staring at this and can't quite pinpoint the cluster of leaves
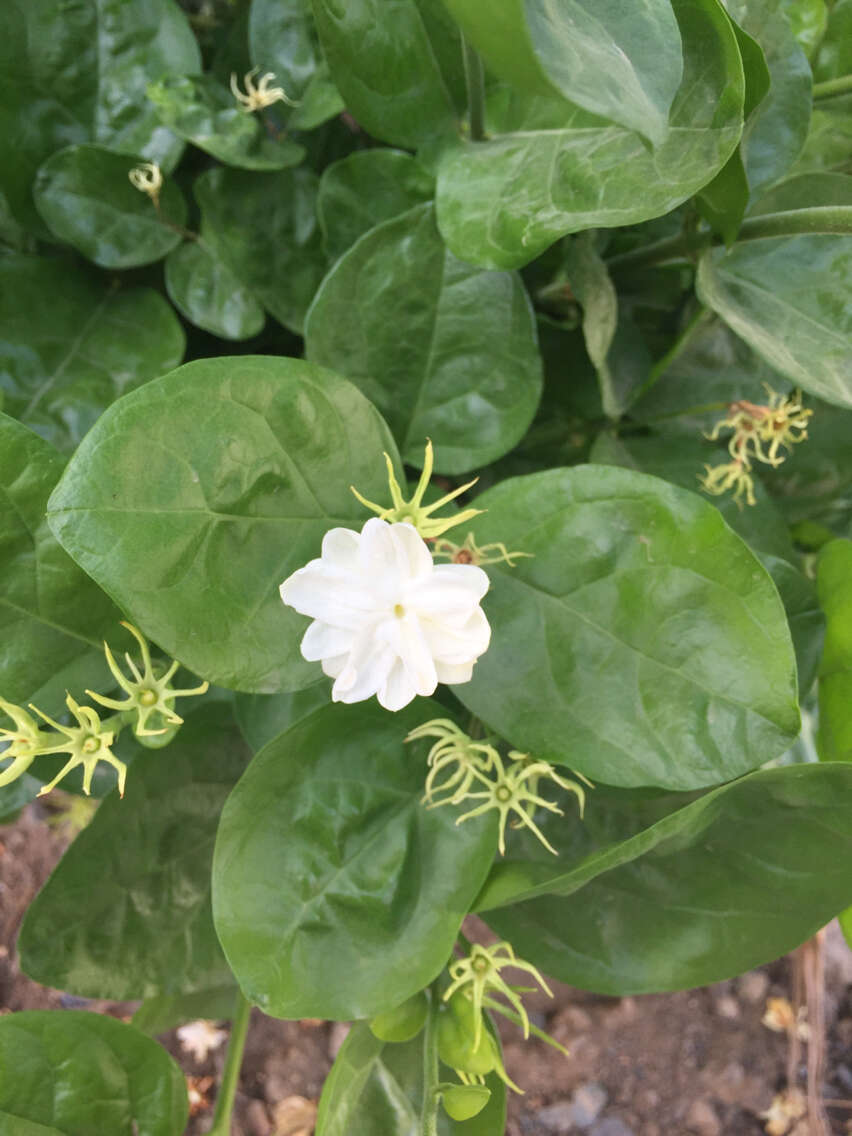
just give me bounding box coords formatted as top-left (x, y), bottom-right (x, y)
top-left (1, 0), bottom-right (852, 1132)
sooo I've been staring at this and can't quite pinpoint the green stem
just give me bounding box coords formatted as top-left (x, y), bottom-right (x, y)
top-left (812, 74), bottom-right (852, 100)
top-left (204, 990), bottom-right (252, 1136)
top-left (627, 306), bottom-right (711, 406)
top-left (420, 989), bottom-right (441, 1136)
top-left (606, 206), bottom-right (852, 273)
top-left (462, 36), bottom-right (486, 142)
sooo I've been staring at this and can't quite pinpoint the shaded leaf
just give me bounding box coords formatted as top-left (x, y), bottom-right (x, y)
top-left (817, 539), bottom-right (852, 761)
top-left (165, 239), bottom-right (266, 341)
top-left (234, 684), bottom-right (330, 752)
top-left (0, 255), bottom-right (184, 451)
top-left (305, 204), bottom-right (543, 474)
top-left (0, 1011), bottom-right (188, 1135)
top-left (34, 144), bottom-right (186, 269)
top-left (212, 701), bottom-right (498, 1019)
top-left (46, 356), bottom-right (400, 693)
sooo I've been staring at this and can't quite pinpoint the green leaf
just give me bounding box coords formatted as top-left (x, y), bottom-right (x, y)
top-left (165, 240), bottom-right (266, 341)
top-left (0, 255), bottom-right (184, 451)
top-left (768, 397), bottom-right (852, 535)
top-left (194, 166), bottom-right (325, 334)
top-left (249, 0), bottom-right (344, 130)
top-left (0, 1011), bottom-right (188, 1135)
top-left (841, 905), bottom-right (852, 949)
top-left (0, 415), bottom-right (123, 736)
top-left (435, 0), bottom-right (745, 269)
top-left (305, 204), bottom-right (543, 474)
top-left (696, 174), bottom-right (852, 409)
top-left (697, 149), bottom-right (750, 246)
top-left (234, 684), bottom-right (330, 751)
top-left (34, 145), bottom-right (186, 269)
top-left (441, 0), bottom-right (683, 147)
top-left (146, 74), bottom-right (306, 171)
top-left (817, 540), bottom-right (852, 761)
top-left (19, 703), bottom-right (244, 999)
top-left (480, 762), bottom-right (852, 993)
top-left (724, 0), bottom-right (813, 190)
top-left (813, 0), bottom-right (852, 81)
top-left (318, 150), bottom-right (435, 262)
top-left (311, 0), bottom-right (460, 148)
top-left (316, 1021), bottom-right (506, 1136)
top-left (454, 465), bottom-right (800, 790)
top-left (46, 356), bottom-right (400, 693)
top-left (781, 0), bottom-right (826, 57)
top-left (0, 0), bottom-right (199, 234)
top-left (213, 702), bottom-right (498, 1020)
top-left (132, 985), bottom-right (239, 1036)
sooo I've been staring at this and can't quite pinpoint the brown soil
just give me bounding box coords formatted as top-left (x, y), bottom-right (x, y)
top-left (2, 806), bottom-right (851, 1136)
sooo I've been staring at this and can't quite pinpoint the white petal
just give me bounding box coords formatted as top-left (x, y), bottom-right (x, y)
top-left (331, 624), bottom-right (394, 703)
top-left (381, 614), bottom-right (438, 697)
top-left (389, 522), bottom-right (433, 579)
top-left (378, 658), bottom-right (419, 711)
top-left (320, 527), bottom-right (361, 569)
top-left (300, 621), bottom-right (356, 663)
top-left (432, 563), bottom-right (490, 600)
top-left (409, 573), bottom-right (489, 626)
top-left (435, 659), bottom-right (475, 685)
top-left (321, 653), bottom-right (348, 679)
top-left (422, 607), bottom-right (491, 664)
top-left (358, 518), bottom-right (431, 590)
top-left (280, 562), bottom-right (378, 629)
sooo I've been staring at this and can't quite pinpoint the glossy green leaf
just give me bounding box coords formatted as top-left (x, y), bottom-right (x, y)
top-left (441, 0), bottom-right (683, 146)
top-left (34, 145), bottom-right (186, 269)
top-left (165, 240), bottom-right (266, 341)
top-left (318, 150), bottom-right (435, 262)
top-left (769, 397), bottom-right (852, 535)
top-left (781, 0), bottom-right (826, 57)
top-left (46, 356), bottom-right (400, 693)
top-left (0, 0), bottom-right (199, 233)
top-left (305, 204), bottom-right (543, 474)
top-left (0, 1011), bottom-right (188, 1135)
top-left (697, 149), bottom-right (750, 245)
top-left (132, 985), bottom-right (238, 1036)
top-left (791, 95), bottom-right (852, 177)
top-left (453, 466), bottom-right (800, 790)
top-left (724, 0), bottom-right (813, 189)
top-left (194, 166), bottom-right (325, 334)
top-left (316, 1021), bottom-right (506, 1136)
top-left (234, 684), bottom-right (330, 752)
top-left (813, 0), bottom-right (852, 81)
top-left (0, 415), bottom-right (123, 737)
top-left (146, 74), bottom-right (305, 170)
top-left (817, 540), bottom-right (852, 761)
top-left (480, 762), bottom-right (852, 993)
top-left (213, 702), bottom-right (499, 1020)
top-left (19, 703), bottom-right (245, 999)
top-left (696, 175), bottom-right (852, 409)
top-left (435, 0), bottom-right (744, 269)
top-left (311, 0), bottom-right (460, 148)
top-left (0, 255), bottom-right (184, 451)
top-left (249, 0), bottom-right (344, 130)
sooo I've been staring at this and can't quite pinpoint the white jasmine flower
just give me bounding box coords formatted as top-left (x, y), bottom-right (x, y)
top-left (280, 518), bottom-right (491, 712)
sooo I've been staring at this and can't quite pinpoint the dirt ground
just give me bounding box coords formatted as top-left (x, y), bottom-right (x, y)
top-left (2, 806), bottom-right (851, 1136)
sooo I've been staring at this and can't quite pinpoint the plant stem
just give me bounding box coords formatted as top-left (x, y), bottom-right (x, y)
top-left (606, 206), bottom-right (852, 273)
top-left (812, 73), bottom-right (852, 100)
top-left (627, 306), bottom-right (711, 406)
top-left (420, 989), bottom-right (441, 1136)
top-left (462, 36), bottom-right (486, 142)
top-left (204, 990), bottom-right (252, 1136)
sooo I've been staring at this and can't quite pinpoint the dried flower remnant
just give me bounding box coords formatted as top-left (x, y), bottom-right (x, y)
top-left (230, 67), bottom-right (298, 112)
top-left (128, 161), bottom-right (163, 207)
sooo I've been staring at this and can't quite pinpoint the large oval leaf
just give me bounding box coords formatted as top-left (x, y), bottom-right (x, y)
top-left (34, 144), bottom-right (186, 269)
top-left (0, 414), bottom-right (123, 728)
top-left (0, 0), bottom-right (199, 233)
top-left (435, 0), bottom-right (744, 269)
top-left (0, 1011), bottom-right (187, 1135)
top-left (454, 466), bottom-right (800, 790)
top-left (696, 177), bottom-right (852, 409)
top-left (311, 0), bottom-right (461, 147)
top-left (441, 0), bottom-right (683, 147)
top-left (0, 256), bottom-right (184, 451)
top-left (480, 762), bottom-right (852, 993)
top-left (305, 204), bottom-right (543, 474)
top-left (19, 703), bottom-right (245, 999)
top-left (46, 356), bottom-right (400, 693)
top-left (213, 701), bottom-right (499, 1020)
top-left (165, 239), bottom-right (266, 341)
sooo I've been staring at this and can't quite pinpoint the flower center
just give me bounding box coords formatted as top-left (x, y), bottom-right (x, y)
top-left (82, 735), bottom-right (101, 754)
top-left (393, 603), bottom-right (406, 618)
top-left (495, 783), bottom-right (512, 803)
top-left (139, 689), bottom-right (158, 706)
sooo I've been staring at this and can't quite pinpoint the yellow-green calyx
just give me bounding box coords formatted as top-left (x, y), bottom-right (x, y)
top-left (409, 719), bottom-right (590, 856)
top-left (431, 531), bottom-right (532, 568)
top-left (445, 941), bottom-right (552, 1050)
top-left (30, 694), bottom-right (126, 798)
top-left (351, 440), bottom-right (484, 541)
top-left (0, 699), bottom-right (54, 787)
top-left (87, 621), bottom-right (209, 737)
